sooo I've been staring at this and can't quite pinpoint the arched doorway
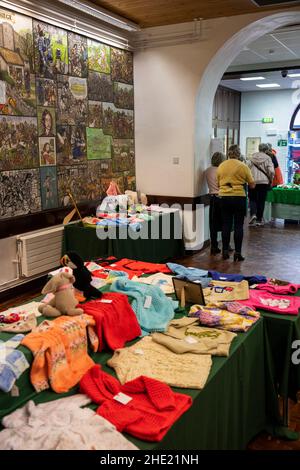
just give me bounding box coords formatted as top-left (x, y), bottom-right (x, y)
top-left (195, 10), bottom-right (300, 194)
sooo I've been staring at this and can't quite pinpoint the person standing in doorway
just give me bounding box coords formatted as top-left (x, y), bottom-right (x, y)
top-left (248, 143), bottom-right (274, 226)
top-left (217, 144), bottom-right (255, 261)
top-left (204, 152), bottom-right (225, 254)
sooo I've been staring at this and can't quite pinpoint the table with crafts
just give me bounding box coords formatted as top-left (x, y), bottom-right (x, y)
top-left (62, 210), bottom-right (185, 263)
top-left (264, 187), bottom-right (300, 221)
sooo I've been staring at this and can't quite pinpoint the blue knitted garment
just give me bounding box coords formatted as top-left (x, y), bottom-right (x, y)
top-left (110, 278), bottom-right (176, 335)
top-left (209, 271), bottom-right (267, 286)
top-left (167, 263), bottom-right (208, 281)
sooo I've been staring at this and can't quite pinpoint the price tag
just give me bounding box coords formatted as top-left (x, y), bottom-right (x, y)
top-left (185, 336), bottom-right (198, 344)
top-left (113, 392), bottom-right (132, 405)
top-left (144, 296), bottom-right (152, 309)
top-left (133, 348), bottom-right (144, 355)
top-left (100, 299), bottom-right (113, 304)
top-left (11, 385), bottom-right (20, 397)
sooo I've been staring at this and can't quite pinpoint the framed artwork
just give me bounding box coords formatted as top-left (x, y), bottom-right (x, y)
top-left (40, 166), bottom-right (58, 210)
top-left (33, 20), bottom-right (68, 78)
top-left (86, 128), bottom-right (112, 160)
top-left (68, 32), bottom-right (88, 78)
top-left (114, 82), bottom-right (134, 110)
top-left (57, 164), bottom-right (88, 206)
top-left (88, 71), bottom-right (113, 102)
top-left (0, 168), bottom-right (41, 218)
top-left (88, 101), bottom-right (102, 128)
top-left (37, 107), bottom-right (56, 137)
top-left (39, 136), bottom-right (56, 166)
top-left (0, 116), bottom-right (38, 170)
top-left (246, 137), bottom-right (261, 160)
top-left (87, 40), bottom-right (110, 73)
top-left (111, 48), bottom-right (133, 84)
top-left (36, 78), bottom-right (57, 107)
top-left (57, 75), bottom-right (88, 125)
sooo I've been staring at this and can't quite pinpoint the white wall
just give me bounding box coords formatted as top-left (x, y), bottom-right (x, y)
top-left (240, 89), bottom-right (296, 180)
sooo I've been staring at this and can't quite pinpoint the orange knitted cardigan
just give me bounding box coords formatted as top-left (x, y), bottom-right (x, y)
top-left (22, 314), bottom-right (98, 393)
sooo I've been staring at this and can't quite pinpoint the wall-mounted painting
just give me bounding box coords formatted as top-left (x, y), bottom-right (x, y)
top-left (112, 138), bottom-right (134, 159)
top-left (40, 166), bottom-right (58, 210)
top-left (88, 100), bottom-right (102, 128)
top-left (68, 32), bottom-right (88, 78)
top-left (0, 168), bottom-right (41, 218)
top-left (86, 127), bottom-right (112, 160)
top-left (0, 116), bottom-right (38, 170)
top-left (87, 40), bottom-right (110, 74)
top-left (57, 164), bottom-right (88, 207)
top-left (57, 125), bottom-right (86, 164)
top-left (111, 48), bottom-right (133, 84)
top-left (33, 20), bottom-right (68, 78)
top-left (37, 106), bottom-right (56, 137)
top-left (57, 75), bottom-right (88, 125)
top-left (0, 9), bottom-right (36, 116)
top-left (88, 71), bottom-right (113, 102)
top-left (39, 136), bottom-right (56, 166)
top-left (36, 78), bottom-right (57, 107)
top-left (114, 82), bottom-right (134, 110)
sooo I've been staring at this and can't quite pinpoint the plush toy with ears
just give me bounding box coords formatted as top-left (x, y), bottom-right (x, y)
top-left (38, 272), bottom-right (84, 317)
top-left (60, 251), bottom-right (102, 300)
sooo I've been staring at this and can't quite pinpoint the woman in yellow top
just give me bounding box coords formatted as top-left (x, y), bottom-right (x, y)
top-left (217, 145), bottom-right (255, 261)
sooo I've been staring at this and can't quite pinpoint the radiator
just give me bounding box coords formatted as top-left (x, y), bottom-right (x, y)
top-left (17, 226), bottom-right (64, 277)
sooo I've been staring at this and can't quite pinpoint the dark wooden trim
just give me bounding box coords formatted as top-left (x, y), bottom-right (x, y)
top-left (0, 200), bottom-right (102, 239)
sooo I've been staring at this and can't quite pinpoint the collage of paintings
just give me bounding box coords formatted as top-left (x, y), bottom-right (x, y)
top-left (0, 7), bottom-right (135, 219)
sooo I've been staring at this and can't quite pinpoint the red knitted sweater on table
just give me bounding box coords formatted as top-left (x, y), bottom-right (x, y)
top-left (80, 365), bottom-right (192, 442)
top-left (81, 293), bottom-right (141, 351)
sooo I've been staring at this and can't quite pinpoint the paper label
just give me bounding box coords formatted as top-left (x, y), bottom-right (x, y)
top-left (110, 264), bottom-right (117, 267)
top-left (185, 336), bottom-right (198, 344)
top-left (100, 299), bottom-right (113, 304)
top-left (113, 392), bottom-right (132, 405)
top-left (144, 296), bottom-right (152, 309)
top-left (133, 348), bottom-right (144, 355)
top-left (11, 385), bottom-right (19, 397)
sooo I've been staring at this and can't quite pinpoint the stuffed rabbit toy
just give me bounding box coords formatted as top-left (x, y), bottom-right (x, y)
top-left (38, 272), bottom-right (84, 317)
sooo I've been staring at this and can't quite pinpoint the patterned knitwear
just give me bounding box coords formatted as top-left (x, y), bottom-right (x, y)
top-left (81, 293), bottom-right (141, 352)
top-left (0, 394), bottom-right (137, 450)
top-left (109, 278), bottom-right (176, 335)
top-left (203, 280), bottom-right (249, 302)
top-left (151, 317), bottom-right (237, 356)
top-left (0, 335), bottom-right (29, 393)
top-left (107, 336), bottom-right (212, 389)
top-left (189, 303), bottom-right (260, 332)
top-left (21, 315), bottom-right (99, 393)
top-left (239, 290), bottom-right (300, 315)
top-left (80, 364), bottom-right (192, 442)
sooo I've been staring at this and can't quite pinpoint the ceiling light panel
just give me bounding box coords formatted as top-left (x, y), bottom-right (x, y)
top-left (256, 83), bottom-right (281, 88)
top-left (240, 76), bottom-right (265, 81)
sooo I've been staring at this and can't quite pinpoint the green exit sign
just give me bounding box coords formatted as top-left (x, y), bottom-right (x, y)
top-left (262, 117), bottom-right (274, 123)
top-left (277, 139), bottom-right (287, 147)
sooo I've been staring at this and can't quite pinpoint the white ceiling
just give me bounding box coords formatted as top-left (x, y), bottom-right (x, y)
top-left (223, 25), bottom-right (300, 91)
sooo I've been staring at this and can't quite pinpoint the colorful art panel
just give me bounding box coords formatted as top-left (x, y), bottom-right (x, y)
top-left (124, 173), bottom-right (136, 191)
top-left (57, 125), bottom-right (86, 165)
top-left (36, 78), bottom-right (57, 107)
top-left (112, 155), bottom-right (135, 173)
top-left (86, 128), bottom-right (112, 160)
top-left (57, 164), bottom-right (88, 207)
top-left (87, 161), bottom-right (104, 200)
top-left (0, 168), bottom-right (41, 219)
top-left (0, 116), bottom-right (38, 171)
top-left (111, 48), bottom-right (133, 84)
top-left (113, 108), bottom-right (134, 139)
top-left (88, 101), bottom-right (102, 128)
top-left (57, 75), bottom-right (88, 125)
top-left (33, 21), bottom-right (68, 78)
top-left (102, 102), bottom-right (116, 136)
top-left (88, 71), bottom-right (113, 102)
top-left (68, 32), bottom-right (88, 78)
top-left (0, 9), bottom-right (36, 116)
top-left (87, 40), bottom-right (110, 74)
top-left (40, 166), bottom-right (58, 210)
top-left (39, 136), bottom-right (56, 166)
top-left (37, 107), bottom-right (56, 137)
top-left (114, 82), bottom-right (134, 110)
top-left (112, 138), bottom-right (134, 159)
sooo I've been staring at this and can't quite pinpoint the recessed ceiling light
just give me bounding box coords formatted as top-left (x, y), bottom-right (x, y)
top-left (240, 76), bottom-right (265, 81)
top-left (256, 83), bottom-right (280, 88)
top-left (287, 73), bottom-right (300, 78)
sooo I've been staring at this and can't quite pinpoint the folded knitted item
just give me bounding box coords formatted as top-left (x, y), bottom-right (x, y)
top-left (107, 335), bottom-right (212, 389)
top-left (167, 263), bottom-right (208, 281)
top-left (0, 334), bottom-right (29, 393)
top-left (151, 317), bottom-right (236, 356)
top-left (188, 304), bottom-right (260, 332)
top-left (132, 273), bottom-right (175, 294)
top-left (0, 394), bottom-right (137, 450)
top-left (204, 280), bottom-right (249, 302)
top-left (0, 312), bottom-right (37, 333)
top-left (110, 277), bottom-right (176, 335)
top-left (80, 365), bottom-right (192, 442)
top-left (21, 315), bottom-right (99, 393)
top-left (253, 281), bottom-right (300, 295)
top-left (239, 290), bottom-right (300, 315)
top-left (81, 293), bottom-right (141, 351)
top-left (208, 271), bottom-right (267, 286)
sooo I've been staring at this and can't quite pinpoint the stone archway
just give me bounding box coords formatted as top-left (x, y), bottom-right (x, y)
top-left (195, 11), bottom-right (300, 194)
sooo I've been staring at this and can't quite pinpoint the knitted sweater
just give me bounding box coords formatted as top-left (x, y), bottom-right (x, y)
top-left (254, 282), bottom-right (300, 295)
top-left (21, 315), bottom-right (99, 393)
top-left (81, 293), bottom-right (141, 351)
top-left (189, 304), bottom-right (260, 332)
top-left (107, 336), bottom-right (212, 389)
top-left (239, 290), bottom-right (300, 315)
top-left (208, 271), bottom-right (267, 286)
top-left (80, 365), bottom-right (192, 442)
top-left (132, 273), bottom-right (175, 294)
top-left (167, 263), bottom-right (208, 281)
top-left (204, 280), bottom-right (249, 302)
top-left (0, 334), bottom-right (29, 393)
top-left (0, 394), bottom-right (137, 450)
top-left (151, 317), bottom-right (236, 356)
top-left (110, 278), bottom-right (176, 334)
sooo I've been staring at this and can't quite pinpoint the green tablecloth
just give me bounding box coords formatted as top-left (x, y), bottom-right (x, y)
top-left (0, 318), bottom-right (269, 450)
top-left (62, 211), bottom-right (185, 263)
top-left (266, 188), bottom-right (300, 205)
